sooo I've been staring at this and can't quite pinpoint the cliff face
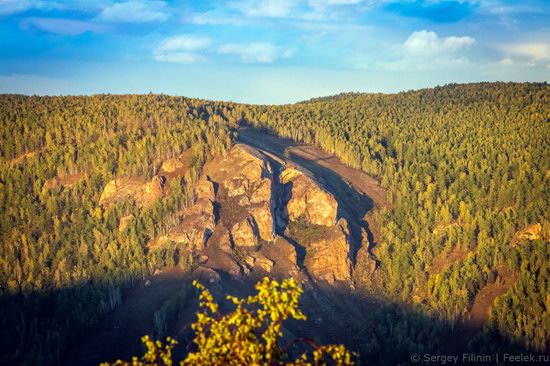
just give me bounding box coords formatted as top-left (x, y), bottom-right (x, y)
top-left (151, 144), bottom-right (362, 285)
top-left (280, 167), bottom-right (338, 226)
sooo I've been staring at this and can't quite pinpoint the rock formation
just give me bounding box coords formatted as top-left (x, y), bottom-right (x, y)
top-left (150, 144), bottom-right (366, 285)
top-left (514, 222), bottom-right (549, 244)
top-left (99, 176), bottom-right (164, 208)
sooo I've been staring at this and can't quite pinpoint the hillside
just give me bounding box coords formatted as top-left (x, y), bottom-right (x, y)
top-left (0, 83), bottom-right (549, 365)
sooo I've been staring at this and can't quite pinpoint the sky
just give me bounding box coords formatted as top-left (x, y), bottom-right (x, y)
top-left (0, 0), bottom-right (549, 104)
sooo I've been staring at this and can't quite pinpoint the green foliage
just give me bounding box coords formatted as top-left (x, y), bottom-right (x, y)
top-left (101, 278), bottom-right (355, 366)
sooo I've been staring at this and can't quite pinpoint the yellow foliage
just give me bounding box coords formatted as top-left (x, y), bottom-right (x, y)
top-left (101, 277), bottom-right (355, 366)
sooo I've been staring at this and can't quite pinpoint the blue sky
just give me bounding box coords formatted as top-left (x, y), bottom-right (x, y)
top-left (0, 0), bottom-right (549, 104)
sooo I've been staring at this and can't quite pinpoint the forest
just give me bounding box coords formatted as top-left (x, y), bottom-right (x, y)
top-left (0, 83), bottom-right (549, 365)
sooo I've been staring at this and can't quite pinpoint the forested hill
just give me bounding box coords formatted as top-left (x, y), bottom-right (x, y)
top-left (242, 82), bottom-right (550, 354)
top-left (0, 83), bottom-right (549, 365)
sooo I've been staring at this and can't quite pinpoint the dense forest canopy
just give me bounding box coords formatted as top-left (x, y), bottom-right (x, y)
top-left (0, 83), bottom-right (549, 365)
top-left (0, 95), bottom-right (235, 365)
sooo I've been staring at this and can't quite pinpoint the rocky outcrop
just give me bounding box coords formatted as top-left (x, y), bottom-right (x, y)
top-left (162, 176), bottom-right (216, 251)
top-left (42, 172), bottom-right (86, 192)
top-left (300, 222), bottom-right (352, 283)
top-left (249, 204), bottom-right (273, 241)
top-left (152, 144), bottom-right (360, 285)
top-left (160, 159), bottom-right (185, 174)
top-left (244, 252), bottom-right (274, 273)
top-left (515, 223), bottom-right (542, 242)
top-left (204, 145), bottom-right (275, 241)
top-left (353, 228), bottom-right (377, 284)
top-left (99, 176), bottom-right (164, 208)
top-left (280, 167), bottom-right (337, 226)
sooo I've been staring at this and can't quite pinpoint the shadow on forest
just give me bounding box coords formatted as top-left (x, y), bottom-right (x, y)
top-left (1, 271), bottom-right (539, 366)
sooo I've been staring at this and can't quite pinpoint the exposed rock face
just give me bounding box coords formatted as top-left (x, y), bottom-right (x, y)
top-left (141, 176), bottom-right (164, 207)
top-left (195, 176), bottom-right (216, 201)
top-left (280, 167), bottom-right (338, 226)
top-left (515, 223), bottom-right (542, 243)
top-left (152, 144), bottom-right (359, 285)
top-left (244, 253), bottom-right (274, 273)
top-left (232, 217), bottom-right (259, 247)
top-left (99, 176), bottom-right (164, 208)
top-left (42, 172), bottom-right (86, 192)
top-left (354, 228), bottom-right (377, 284)
top-left (160, 159), bottom-right (184, 174)
top-left (298, 222), bottom-right (352, 283)
top-left (204, 145), bottom-right (275, 242)
top-left (249, 204), bottom-right (273, 241)
top-left (163, 176), bottom-right (216, 251)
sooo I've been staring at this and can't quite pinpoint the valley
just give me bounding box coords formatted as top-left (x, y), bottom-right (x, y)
top-left (1, 85), bottom-right (548, 365)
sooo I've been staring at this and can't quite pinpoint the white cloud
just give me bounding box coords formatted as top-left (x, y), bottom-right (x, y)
top-left (0, 0), bottom-right (33, 15)
top-left (218, 42), bottom-right (295, 63)
top-left (372, 30), bottom-right (475, 71)
top-left (495, 42), bottom-right (550, 69)
top-left (187, 11), bottom-right (252, 26)
top-left (403, 30), bottom-right (475, 57)
top-left (154, 35), bottom-right (212, 64)
top-left (503, 43), bottom-right (550, 62)
top-left (0, 1), bottom-right (111, 15)
top-left (157, 35), bottom-right (212, 52)
top-left (21, 17), bottom-right (110, 35)
top-left (498, 58), bottom-right (514, 66)
top-left (153, 35), bottom-right (297, 65)
top-left (97, 0), bottom-right (169, 23)
top-left (154, 52), bottom-right (203, 63)
top-left (233, 0), bottom-right (297, 18)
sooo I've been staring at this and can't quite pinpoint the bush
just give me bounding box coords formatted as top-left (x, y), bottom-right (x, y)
top-left (101, 277), bottom-right (355, 366)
